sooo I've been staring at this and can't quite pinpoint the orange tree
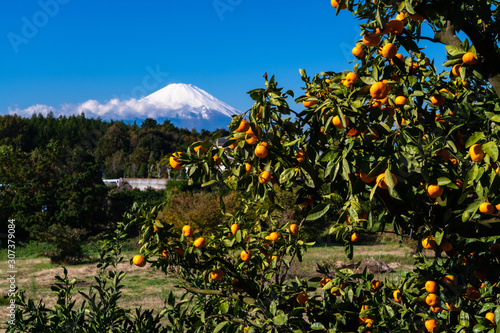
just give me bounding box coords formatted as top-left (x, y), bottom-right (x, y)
top-left (133, 0), bottom-right (500, 332)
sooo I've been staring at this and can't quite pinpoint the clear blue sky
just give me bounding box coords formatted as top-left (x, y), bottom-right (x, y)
top-left (0, 1), bottom-right (445, 117)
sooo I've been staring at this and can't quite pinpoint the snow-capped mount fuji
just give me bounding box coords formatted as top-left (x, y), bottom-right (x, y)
top-left (139, 83), bottom-right (240, 131)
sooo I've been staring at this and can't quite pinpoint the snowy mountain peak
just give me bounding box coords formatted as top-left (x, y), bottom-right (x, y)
top-left (139, 83), bottom-right (240, 119)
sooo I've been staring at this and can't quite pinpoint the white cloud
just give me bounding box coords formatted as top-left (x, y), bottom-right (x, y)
top-left (8, 98), bottom-right (166, 120)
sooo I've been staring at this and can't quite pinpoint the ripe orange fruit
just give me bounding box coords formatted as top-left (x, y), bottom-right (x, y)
top-left (229, 138), bottom-right (238, 149)
top-left (376, 173), bottom-right (397, 189)
top-left (211, 269), bottom-right (224, 281)
top-left (440, 241), bottom-right (453, 252)
top-left (371, 279), bottom-right (382, 291)
top-left (245, 163), bottom-right (253, 172)
top-left (345, 72), bottom-right (359, 84)
top-left (213, 155), bottom-right (222, 166)
top-left (347, 128), bottom-right (358, 136)
top-left (430, 94), bottom-right (445, 106)
top-left (175, 247), bottom-right (185, 257)
top-left (169, 152), bottom-right (183, 170)
top-left (331, 0), bottom-right (347, 9)
top-left (194, 237), bottom-right (206, 249)
top-left (289, 224), bottom-right (299, 236)
top-left (393, 289), bottom-right (401, 302)
top-left (245, 134), bottom-right (259, 145)
top-left (232, 278), bottom-right (243, 291)
top-left (296, 149), bottom-right (307, 163)
top-left (236, 119), bottom-right (250, 132)
top-left (302, 100), bottom-right (318, 108)
top-left (422, 237), bottom-right (437, 250)
top-left (259, 170), bottom-right (272, 184)
top-left (351, 232), bottom-right (360, 242)
top-left (352, 44), bottom-right (365, 58)
top-left (132, 254), bottom-right (146, 267)
top-left (410, 13), bottom-right (425, 21)
top-left (465, 286), bottom-right (480, 299)
top-left (381, 43), bottom-right (398, 59)
top-left (435, 149), bottom-right (450, 162)
top-left (362, 32), bottom-right (381, 47)
top-left (469, 144), bottom-right (484, 162)
top-left (384, 19), bottom-right (404, 35)
top-left (296, 292), bottom-right (309, 304)
top-left (479, 202), bottom-right (494, 214)
top-left (425, 281), bottom-right (438, 293)
top-left (462, 52), bottom-right (478, 65)
top-left (370, 81), bottom-right (390, 99)
top-left (268, 231), bottom-right (279, 241)
top-left (491, 242), bottom-right (500, 253)
top-left (240, 250), bottom-right (251, 262)
top-left (360, 171), bottom-right (375, 183)
top-left (230, 223), bottom-right (239, 235)
top-left (395, 95), bottom-right (408, 106)
top-left (486, 312), bottom-right (495, 323)
top-left (193, 141), bottom-right (207, 154)
top-left (332, 115), bottom-right (349, 129)
top-left (255, 142), bottom-right (269, 158)
top-left (443, 275), bottom-right (455, 285)
top-left (427, 185), bottom-right (444, 199)
top-left (320, 277), bottom-right (332, 287)
top-left (425, 293), bottom-right (439, 306)
top-left (425, 319), bottom-right (439, 333)
top-left (182, 225), bottom-right (193, 237)
top-left (451, 64), bottom-right (462, 76)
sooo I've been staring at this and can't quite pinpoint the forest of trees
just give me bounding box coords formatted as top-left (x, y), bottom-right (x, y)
top-left (0, 112), bottom-right (228, 179)
top-left (0, 112), bottom-right (229, 261)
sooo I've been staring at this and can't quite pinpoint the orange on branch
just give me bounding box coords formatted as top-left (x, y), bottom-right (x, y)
top-left (479, 202), bottom-right (494, 214)
top-left (362, 32), bottom-right (380, 46)
top-left (469, 144), bottom-right (484, 162)
top-left (258, 170), bottom-right (271, 184)
top-left (352, 44), bottom-right (365, 58)
top-left (462, 52), bottom-right (478, 65)
top-left (194, 237), bottom-right (206, 249)
top-left (240, 250), bottom-right (251, 262)
top-left (376, 173), bottom-right (397, 189)
top-left (255, 142), bottom-right (269, 158)
top-left (332, 115), bottom-right (349, 129)
top-left (182, 225), bottom-right (193, 237)
top-left (370, 81), bottom-right (390, 99)
top-left (427, 185), bottom-right (444, 199)
top-left (132, 254), bottom-right (146, 267)
top-left (425, 281), bottom-right (438, 293)
top-left (230, 223), bottom-right (239, 235)
top-left (169, 152), bottom-right (183, 170)
top-left (210, 269), bottom-right (224, 281)
top-left (381, 43), bottom-right (398, 59)
top-left (296, 292), bottom-right (309, 304)
top-left (289, 223), bottom-right (299, 236)
top-left (425, 319), bottom-right (439, 333)
top-left (235, 119), bottom-right (250, 133)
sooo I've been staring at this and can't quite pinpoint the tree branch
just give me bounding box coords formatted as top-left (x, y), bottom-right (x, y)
top-left (434, 20), bottom-right (462, 48)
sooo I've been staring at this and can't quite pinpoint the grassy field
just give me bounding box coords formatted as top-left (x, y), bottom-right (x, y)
top-left (0, 235), bottom-right (418, 330)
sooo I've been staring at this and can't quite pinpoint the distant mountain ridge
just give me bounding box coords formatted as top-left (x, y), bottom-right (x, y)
top-left (137, 83), bottom-right (240, 130)
top-left (8, 83), bottom-right (241, 132)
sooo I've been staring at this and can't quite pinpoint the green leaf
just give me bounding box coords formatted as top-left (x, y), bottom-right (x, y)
top-left (306, 203), bottom-right (331, 221)
top-left (311, 322), bottom-right (326, 330)
top-left (435, 229), bottom-right (444, 245)
top-left (446, 45), bottom-right (465, 57)
top-left (273, 312), bottom-right (287, 326)
top-left (437, 177), bottom-right (451, 186)
top-left (483, 142), bottom-right (499, 162)
top-left (280, 168), bottom-right (296, 184)
top-left (213, 321), bottom-right (228, 333)
top-left (202, 180), bottom-right (217, 187)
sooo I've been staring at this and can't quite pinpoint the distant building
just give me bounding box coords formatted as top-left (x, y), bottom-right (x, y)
top-left (102, 178), bottom-right (168, 191)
